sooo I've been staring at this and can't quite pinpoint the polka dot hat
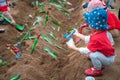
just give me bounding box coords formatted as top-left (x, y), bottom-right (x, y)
top-left (83, 8), bottom-right (109, 30)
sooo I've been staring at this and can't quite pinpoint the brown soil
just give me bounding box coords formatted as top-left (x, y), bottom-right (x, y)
top-left (0, 0), bottom-right (120, 80)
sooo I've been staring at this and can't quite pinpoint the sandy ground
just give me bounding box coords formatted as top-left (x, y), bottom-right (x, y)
top-left (0, 0), bottom-right (120, 80)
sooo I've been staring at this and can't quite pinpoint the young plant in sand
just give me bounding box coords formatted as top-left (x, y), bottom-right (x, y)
top-left (30, 34), bottom-right (41, 54)
top-left (43, 46), bottom-right (58, 58)
top-left (9, 74), bottom-right (21, 80)
top-left (50, 3), bottom-right (70, 15)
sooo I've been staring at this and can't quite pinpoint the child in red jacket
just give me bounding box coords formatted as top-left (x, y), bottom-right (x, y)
top-left (0, 0), bottom-right (16, 24)
top-left (67, 8), bottom-right (115, 76)
top-left (0, 0), bottom-right (16, 32)
top-left (77, 0), bottom-right (120, 42)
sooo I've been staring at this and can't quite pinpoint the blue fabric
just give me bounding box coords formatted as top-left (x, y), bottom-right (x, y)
top-left (82, 2), bottom-right (88, 9)
top-left (15, 52), bottom-right (21, 60)
top-left (0, 0), bottom-right (7, 6)
top-left (83, 8), bottom-right (109, 30)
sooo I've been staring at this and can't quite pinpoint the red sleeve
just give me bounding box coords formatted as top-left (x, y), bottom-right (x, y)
top-left (107, 10), bottom-right (116, 30)
top-left (110, 11), bottom-right (120, 30)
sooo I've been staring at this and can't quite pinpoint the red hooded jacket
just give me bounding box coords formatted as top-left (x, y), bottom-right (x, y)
top-left (107, 10), bottom-right (120, 31)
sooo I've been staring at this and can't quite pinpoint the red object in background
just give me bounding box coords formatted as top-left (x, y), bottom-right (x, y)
top-left (11, 47), bottom-right (20, 54)
top-left (37, 33), bottom-right (40, 39)
top-left (6, 44), bottom-right (20, 54)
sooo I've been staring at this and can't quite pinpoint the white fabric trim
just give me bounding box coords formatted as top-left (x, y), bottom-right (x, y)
top-left (85, 36), bottom-right (90, 43)
top-left (107, 31), bottom-right (114, 45)
top-left (79, 47), bottom-right (91, 54)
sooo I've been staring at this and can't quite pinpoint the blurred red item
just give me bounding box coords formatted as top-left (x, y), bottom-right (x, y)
top-left (6, 44), bottom-right (20, 54)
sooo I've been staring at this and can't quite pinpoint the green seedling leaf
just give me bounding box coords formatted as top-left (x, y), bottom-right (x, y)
top-left (67, 27), bottom-right (74, 31)
top-left (43, 15), bottom-right (49, 28)
top-left (20, 32), bottom-right (30, 42)
top-left (51, 26), bottom-right (56, 30)
top-left (33, 16), bottom-right (42, 26)
top-left (54, 44), bottom-right (66, 51)
top-left (49, 32), bottom-right (59, 42)
top-left (45, 15), bottom-right (49, 21)
top-left (30, 38), bottom-right (38, 54)
top-left (30, 34), bottom-right (40, 54)
top-left (50, 3), bottom-right (70, 15)
top-left (49, 32), bottom-right (56, 39)
top-left (31, 0), bottom-right (39, 7)
top-left (50, 18), bottom-right (61, 27)
top-left (29, 36), bottom-right (36, 39)
top-left (57, 27), bottom-right (60, 31)
top-left (31, 2), bottom-right (35, 7)
top-left (58, 0), bottom-right (67, 7)
top-left (40, 32), bottom-right (53, 45)
top-left (36, 0), bottom-right (39, 6)
top-left (43, 21), bottom-right (47, 28)
top-left (39, 2), bottom-right (45, 12)
top-left (20, 27), bottom-right (35, 42)
top-left (9, 74), bottom-right (20, 80)
top-left (0, 61), bottom-right (9, 66)
top-left (43, 46), bottom-right (58, 58)
top-left (29, 26), bottom-right (35, 31)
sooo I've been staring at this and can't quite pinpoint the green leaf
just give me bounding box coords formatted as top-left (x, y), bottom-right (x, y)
top-left (9, 74), bottom-right (20, 80)
top-left (49, 32), bottom-right (56, 39)
top-left (45, 15), bottom-right (49, 21)
top-left (31, 2), bottom-right (35, 7)
top-left (43, 46), bottom-right (58, 58)
top-left (0, 61), bottom-right (9, 66)
top-left (43, 21), bottom-right (47, 28)
top-left (54, 44), bottom-right (66, 51)
top-left (50, 3), bottom-right (70, 15)
top-left (33, 16), bottom-right (42, 26)
top-left (21, 31), bottom-right (31, 41)
top-left (43, 15), bottom-right (49, 28)
top-left (39, 2), bottom-right (45, 11)
top-left (20, 33), bottom-right (29, 42)
top-left (57, 27), bottom-right (60, 31)
top-left (51, 26), bottom-right (56, 30)
top-left (40, 32), bottom-right (53, 44)
top-left (36, 0), bottom-right (39, 6)
top-left (67, 27), bottom-right (74, 31)
top-left (50, 18), bottom-right (61, 27)
top-left (29, 36), bottom-right (36, 39)
top-left (30, 39), bottom-right (38, 54)
top-left (30, 34), bottom-right (40, 54)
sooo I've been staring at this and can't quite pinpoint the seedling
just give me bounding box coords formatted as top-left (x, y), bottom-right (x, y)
top-left (43, 46), bottom-right (58, 58)
top-left (30, 34), bottom-right (40, 54)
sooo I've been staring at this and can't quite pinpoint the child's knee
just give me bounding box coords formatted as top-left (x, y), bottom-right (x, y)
top-left (90, 53), bottom-right (99, 59)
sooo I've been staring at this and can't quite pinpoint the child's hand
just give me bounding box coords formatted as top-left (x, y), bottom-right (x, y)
top-left (73, 29), bottom-right (79, 36)
top-left (66, 38), bottom-right (76, 49)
